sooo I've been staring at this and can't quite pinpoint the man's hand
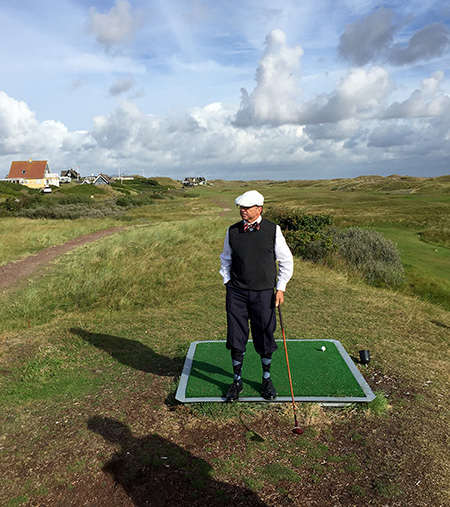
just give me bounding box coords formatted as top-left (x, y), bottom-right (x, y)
top-left (275, 290), bottom-right (284, 307)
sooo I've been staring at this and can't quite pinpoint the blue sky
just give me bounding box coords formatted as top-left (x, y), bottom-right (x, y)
top-left (1, 0), bottom-right (450, 180)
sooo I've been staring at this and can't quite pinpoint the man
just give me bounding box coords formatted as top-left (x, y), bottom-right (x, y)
top-left (220, 190), bottom-right (294, 402)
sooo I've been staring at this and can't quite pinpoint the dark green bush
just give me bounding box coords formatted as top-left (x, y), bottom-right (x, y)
top-left (18, 205), bottom-right (84, 219)
top-left (17, 203), bottom-right (121, 220)
top-left (115, 195), bottom-right (154, 207)
top-left (58, 184), bottom-right (106, 196)
top-left (265, 207), bottom-right (333, 232)
top-left (57, 194), bottom-right (92, 205)
top-left (0, 194), bottom-right (44, 214)
top-left (308, 227), bottom-right (405, 288)
top-left (0, 181), bottom-right (37, 197)
top-left (116, 196), bottom-right (132, 207)
top-left (111, 177), bottom-right (165, 194)
top-left (3, 193), bottom-right (92, 211)
top-left (264, 207), bottom-right (333, 256)
top-left (1, 197), bottom-right (22, 213)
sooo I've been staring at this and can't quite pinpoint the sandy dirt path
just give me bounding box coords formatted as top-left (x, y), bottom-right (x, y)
top-left (0, 227), bottom-right (127, 292)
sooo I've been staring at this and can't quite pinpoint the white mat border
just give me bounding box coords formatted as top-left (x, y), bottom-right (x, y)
top-left (175, 339), bottom-right (375, 404)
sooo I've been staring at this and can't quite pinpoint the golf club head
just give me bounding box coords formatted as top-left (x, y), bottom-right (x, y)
top-left (292, 426), bottom-right (304, 435)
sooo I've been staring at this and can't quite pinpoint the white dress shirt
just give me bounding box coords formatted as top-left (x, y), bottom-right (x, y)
top-left (219, 216), bottom-right (294, 291)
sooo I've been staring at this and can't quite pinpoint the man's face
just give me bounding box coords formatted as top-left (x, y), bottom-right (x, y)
top-left (239, 205), bottom-right (262, 223)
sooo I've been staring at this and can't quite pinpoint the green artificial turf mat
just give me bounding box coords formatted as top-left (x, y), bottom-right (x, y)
top-left (176, 340), bottom-right (374, 403)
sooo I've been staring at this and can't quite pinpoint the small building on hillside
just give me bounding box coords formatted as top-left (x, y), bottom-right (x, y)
top-left (7, 160), bottom-right (60, 188)
top-left (61, 168), bottom-right (81, 182)
top-left (92, 174), bottom-right (112, 186)
top-left (182, 177), bottom-right (206, 187)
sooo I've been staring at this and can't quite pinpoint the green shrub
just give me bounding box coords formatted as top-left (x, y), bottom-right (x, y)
top-left (111, 177), bottom-right (166, 194)
top-left (17, 203), bottom-right (121, 220)
top-left (57, 194), bottom-right (92, 205)
top-left (314, 227), bottom-right (405, 288)
top-left (115, 195), bottom-right (154, 207)
top-left (1, 197), bottom-right (22, 213)
top-left (301, 233), bottom-right (337, 262)
top-left (58, 184), bottom-right (106, 196)
top-left (282, 229), bottom-right (336, 257)
top-left (264, 207), bottom-right (333, 257)
top-left (265, 206), bottom-right (333, 232)
top-left (0, 194), bottom-right (44, 215)
top-left (116, 196), bottom-right (132, 207)
top-left (0, 181), bottom-right (36, 197)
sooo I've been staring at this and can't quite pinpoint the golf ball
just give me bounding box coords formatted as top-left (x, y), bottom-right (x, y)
top-left (321, 346), bottom-right (326, 351)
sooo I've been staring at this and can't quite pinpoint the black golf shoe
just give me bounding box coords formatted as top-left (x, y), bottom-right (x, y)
top-left (262, 378), bottom-right (277, 400)
top-left (225, 380), bottom-right (243, 402)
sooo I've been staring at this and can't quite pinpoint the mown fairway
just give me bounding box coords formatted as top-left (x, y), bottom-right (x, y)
top-left (0, 176), bottom-right (449, 506)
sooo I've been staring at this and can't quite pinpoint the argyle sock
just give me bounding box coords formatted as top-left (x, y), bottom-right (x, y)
top-left (261, 354), bottom-right (272, 380)
top-left (231, 351), bottom-right (244, 383)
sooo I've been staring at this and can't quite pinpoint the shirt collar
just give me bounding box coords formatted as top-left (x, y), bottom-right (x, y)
top-left (243, 216), bottom-right (262, 226)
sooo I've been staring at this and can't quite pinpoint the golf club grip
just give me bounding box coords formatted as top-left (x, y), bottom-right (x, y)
top-left (277, 305), bottom-right (284, 330)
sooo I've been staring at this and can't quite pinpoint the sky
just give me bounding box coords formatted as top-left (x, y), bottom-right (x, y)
top-left (1, 0), bottom-right (450, 180)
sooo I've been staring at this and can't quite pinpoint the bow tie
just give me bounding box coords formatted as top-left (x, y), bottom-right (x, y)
top-left (244, 221), bottom-right (260, 232)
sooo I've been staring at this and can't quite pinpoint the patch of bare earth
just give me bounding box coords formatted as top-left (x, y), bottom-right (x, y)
top-left (0, 227), bottom-right (127, 293)
top-left (2, 368), bottom-right (446, 506)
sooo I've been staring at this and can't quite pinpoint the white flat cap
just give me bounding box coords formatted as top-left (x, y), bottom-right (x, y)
top-left (235, 190), bottom-right (264, 207)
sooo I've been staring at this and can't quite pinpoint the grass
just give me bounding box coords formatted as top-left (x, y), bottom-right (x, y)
top-left (0, 217), bottom-right (121, 265)
top-left (376, 226), bottom-right (450, 310)
top-left (0, 177), bottom-right (449, 506)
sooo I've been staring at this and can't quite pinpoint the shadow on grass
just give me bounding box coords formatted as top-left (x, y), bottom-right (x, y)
top-left (431, 319), bottom-right (450, 330)
top-left (70, 328), bottom-right (184, 376)
top-left (88, 416), bottom-right (268, 506)
top-left (190, 359), bottom-right (261, 396)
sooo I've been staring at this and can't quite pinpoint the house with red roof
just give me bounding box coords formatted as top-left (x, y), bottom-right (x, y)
top-left (6, 160), bottom-right (60, 189)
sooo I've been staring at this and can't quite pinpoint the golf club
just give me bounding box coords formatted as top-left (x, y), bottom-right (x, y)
top-left (278, 305), bottom-right (303, 435)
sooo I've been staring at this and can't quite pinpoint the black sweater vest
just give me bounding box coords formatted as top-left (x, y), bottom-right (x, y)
top-left (229, 218), bottom-right (277, 290)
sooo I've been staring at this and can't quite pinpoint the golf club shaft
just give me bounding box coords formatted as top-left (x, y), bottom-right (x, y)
top-left (278, 305), bottom-right (298, 421)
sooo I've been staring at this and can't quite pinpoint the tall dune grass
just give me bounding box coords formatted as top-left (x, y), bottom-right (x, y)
top-left (0, 218), bottom-right (227, 332)
top-left (0, 218), bottom-right (121, 265)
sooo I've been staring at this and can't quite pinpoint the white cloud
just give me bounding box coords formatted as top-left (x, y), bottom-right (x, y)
top-left (0, 91), bottom-right (88, 166)
top-left (86, 0), bottom-right (141, 47)
top-left (301, 66), bottom-right (392, 124)
top-left (91, 100), bottom-right (146, 150)
top-left (385, 71), bottom-right (450, 118)
top-left (235, 29), bottom-right (304, 126)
